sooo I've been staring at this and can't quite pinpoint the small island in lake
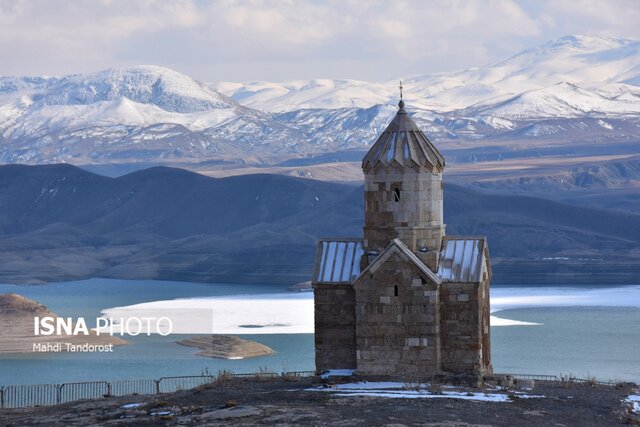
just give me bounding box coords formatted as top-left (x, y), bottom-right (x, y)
top-left (0, 293), bottom-right (127, 354)
top-left (177, 335), bottom-right (274, 359)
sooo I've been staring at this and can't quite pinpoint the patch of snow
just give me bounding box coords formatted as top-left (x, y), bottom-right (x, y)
top-left (626, 394), bottom-right (640, 413)
top-left (490, 316), bottom-right (542, 326)
top-left (320, 369), bottom-right (355, 378)
top-left (331, 382), bottom-right (408, 390)
top-left (597, 119), bottom-right (613, 129)
top-left (332, 391), bottom-right (512, 401)
top-left (120, 403), bottom-right (143, 409)
top-left (477, 116), bottom-right (515, 129)
top-left (307, 382), bottom-right (545, 402)
top-left (150, 411), bottom-right (174, 416)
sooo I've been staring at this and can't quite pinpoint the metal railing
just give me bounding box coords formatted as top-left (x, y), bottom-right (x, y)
top-left (2, 384), bottom-right (58, 408)
top-left (157, 375), bottom-right (217, 393)
top-left (110, 379), bottom-right (157, 397)
top-left (497, 373), bottom-right (619, 386)
top-left (507, 373), bottom-right (560, 381)
top-left (59, 381), bottom-right (110, 404)
top-left (0, 371), bottom-right (316, 409)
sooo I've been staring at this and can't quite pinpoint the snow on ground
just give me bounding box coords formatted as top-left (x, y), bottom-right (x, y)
top-left (320, 369), bottom-right (355, 378)
top-left (626, 394), bottom-right (640, 413)
top-left (120, 403), bottom-right (143, 409)
top-left (99, 285), bottom-right (640, 335)
top-left (306, 382), bottom-right (545, 402)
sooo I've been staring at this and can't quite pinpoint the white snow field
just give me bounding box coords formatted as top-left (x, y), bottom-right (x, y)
top-left (99, 285), bottom-right (640, 335)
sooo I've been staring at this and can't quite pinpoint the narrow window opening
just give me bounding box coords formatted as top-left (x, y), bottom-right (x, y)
top-left (393, 188), bottom-right (400, 202)
top-left (394, 285), bottom-right (399, 296)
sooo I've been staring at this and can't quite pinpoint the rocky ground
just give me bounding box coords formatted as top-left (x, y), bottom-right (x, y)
top-left (1, 376), bottom-right (638, 426)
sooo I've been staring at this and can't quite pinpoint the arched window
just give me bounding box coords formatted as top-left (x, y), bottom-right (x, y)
top-left (393, 188), bottom-right (400, 202)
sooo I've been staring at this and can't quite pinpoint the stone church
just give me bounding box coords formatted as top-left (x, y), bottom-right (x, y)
top-left (312, 95), bottom-right (493, 380)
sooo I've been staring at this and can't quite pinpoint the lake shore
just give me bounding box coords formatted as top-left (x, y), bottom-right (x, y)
top-left (0, 294), bottom-right (127, 355)
top-left (177, 335), bottom-right (274, 359)
top-left (1, 279), bottom-right (639, 386)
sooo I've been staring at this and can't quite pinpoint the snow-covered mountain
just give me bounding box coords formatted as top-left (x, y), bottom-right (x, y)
top-left (216, 35), bottom-right (640, 114)
top-left (0, 66), bottom-right (243, 131)
top-left (0, 66), bottom-right (282, 163)
top-left (0, 36), bottom-right (639, 166)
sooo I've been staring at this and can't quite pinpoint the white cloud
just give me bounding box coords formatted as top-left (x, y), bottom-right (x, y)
top-left (539, 0), bottom-right (640, 37)
top-left (219, 0), bottom-right (338, 46)
top-left (0, 0), bottom-right (637, 81)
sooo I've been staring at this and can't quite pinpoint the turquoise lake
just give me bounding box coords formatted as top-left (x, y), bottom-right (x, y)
top-left (0, 278), bottom-right (639, 385)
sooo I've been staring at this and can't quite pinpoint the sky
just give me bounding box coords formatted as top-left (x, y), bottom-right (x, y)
top-left (1, 0), bottom-right (639, 83)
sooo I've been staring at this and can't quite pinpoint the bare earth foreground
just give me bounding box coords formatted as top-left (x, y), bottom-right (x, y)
top-left (1, 377), bottom-right (638, 426)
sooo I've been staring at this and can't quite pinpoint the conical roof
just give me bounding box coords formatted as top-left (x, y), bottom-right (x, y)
top-left (362, 100), bottom-right (445, 172)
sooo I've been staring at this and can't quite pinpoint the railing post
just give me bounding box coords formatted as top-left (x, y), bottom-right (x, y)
top-left (1, 386), bottom-right (4, 409)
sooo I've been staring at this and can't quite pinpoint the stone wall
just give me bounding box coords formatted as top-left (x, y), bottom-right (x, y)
top-left (313, 283), bottom-right (356, 372)
top-left (363, 167), bottom-right (445, 254)
top-left (439, 282), bottom-right (483, 375)
top-left (480, 276), bottom-right (493, 375)
top-left (353, 252), bottom-right (440, 377)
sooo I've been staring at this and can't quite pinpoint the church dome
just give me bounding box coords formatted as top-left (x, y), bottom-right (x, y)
top-left (362, 101), bottom-right (445, 173)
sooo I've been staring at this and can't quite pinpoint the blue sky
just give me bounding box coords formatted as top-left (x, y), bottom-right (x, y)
top-left (1, 0), bottom-right (639, 82)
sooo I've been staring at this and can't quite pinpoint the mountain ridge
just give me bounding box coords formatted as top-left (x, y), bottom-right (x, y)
top-left (1, 164), bottom-right (639, 285)
top-left (0, 35), bottom-right (639, 167)
top-left (215, 35), bottom-right (640, 112)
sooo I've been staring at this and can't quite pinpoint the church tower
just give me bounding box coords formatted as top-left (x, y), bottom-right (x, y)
top-left (311, 86), bottom-right (493, 382)
top-left (362, 91), bottom-right (445, 271)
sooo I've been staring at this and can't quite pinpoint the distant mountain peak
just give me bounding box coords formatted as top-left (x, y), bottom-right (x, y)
top-left (0, 35), bottom-right (639, 165)
top-left (540, 34), bottom-right (638, 50)
top-left (32, 65), bottom-right (233, 114)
